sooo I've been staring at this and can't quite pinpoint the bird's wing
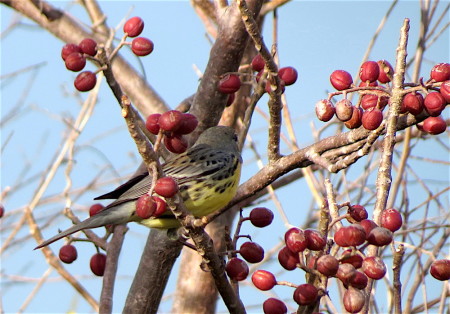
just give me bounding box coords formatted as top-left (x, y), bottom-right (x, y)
top-left (94, 172), bottom-right (149, 200)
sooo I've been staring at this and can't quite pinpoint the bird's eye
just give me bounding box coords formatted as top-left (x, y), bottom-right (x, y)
top-left (233, 134), bottom-right (238, 142)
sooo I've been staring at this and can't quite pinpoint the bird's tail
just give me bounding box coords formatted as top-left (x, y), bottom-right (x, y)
top-left (34, 203), bottom-right (133, 249)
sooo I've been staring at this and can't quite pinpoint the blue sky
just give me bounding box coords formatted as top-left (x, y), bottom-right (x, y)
top-left (1, 1), bottom-right (449, 313)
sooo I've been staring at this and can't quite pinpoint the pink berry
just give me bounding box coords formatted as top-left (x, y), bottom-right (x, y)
top-left (145, 113), bottom-right (161, 135)
top-left (344, 107), bottom-right (363, 129)
top-left (154, 177), bottom-right (179, 198)
top-left (218, 74), bottom-right (241, 94)
top-left (177, 113), bottom-right (198, 135)
top-left (124, 16), bottom-right (144, 38)
top-left (131, 37), bottom-right (154, 56)
top-left (61, 43), bottom-right (82, 60)
top-left (251, 270), bottom-right (277, 290)
top-left (362, 107), bottom-right (383, 130)
top-left (360, 61), bottom-right (380, 82)
top-left (89, 203), bottom-right (104, 217)
top-left (334, 225), bottom-right (366, 247)
top-left (74, 71), bottom-right (97, 92)
top-left (439, 80), bottom-right (450, 102)
top-left (164, 134), bottom-right (188, 154)
top-left (285, 227), bottom-right (308, 253)
top-left (316, 255), bottom-right (339, 277)
top-left (278, 246), bottom-right (300, 271)
top-left (249, 207), bottom-right (273, 228)
top-left (335, 99), bottom-right (354, 122)
top-left (152, 196), bottom-right (167, 217)
top-left (377, 60), bottom-right (394, 83)
top-left (79, 38), bottom-right (97, 56)
top-left (159, 110), bottom-right (184, 132)
top-left (59, 244), bottom-right (78, 264)
top-left (430, 259), bottom-right (450, 281)
top-left (251, 54), bottom-right (265, 72)
top-left (90, 253), bottom-right (107, 276)
top-left (136, 194), bottom-right (156, 219)
top-left (340, 250), bottom-right (364, 269)
top-left (330, 70), bottom-right (353, 90)
top-left (65, 52), bottom-right (86, 72)
top-left (424, 92), bottom-right (446, 116)
top-left (401, 92), bottom-right (424, 115)
top-left (279, 66), bottom-right (298, 85)
top-left (381, 208), bottom-right (402, 232)
top-left (315, 99), bottom-right (335, 122)
top-left (348, 204), bottom-right (368, 222)
top-left (225, 257), bottom-right (249, 281)
top-left (263, 298), bottom-right (287, 314)
top-left (240, 242), bottom-right (264, 263)
top-left (362, 256), bottom-right (386, 280)
top-left (367, 227), bottom-right (393, 246)
top-left (422, 116), bottom-right (447, 135)
top-left (337, 263), bottom-right (357, 285)
top-left (293, 283), bottom-right (318, 305)
top-left (304, 229), bottom-right (326, 251)
top-left (344, 288), bottom-right (366, 313)
top-left (349, 271), bottom-right (368, 290)
top-left (430, 63), bottom-right (450, 82)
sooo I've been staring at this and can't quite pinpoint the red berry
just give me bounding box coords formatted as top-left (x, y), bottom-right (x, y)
top-left (65, 52), bottom-right (86, 72)
top-left (430, 259), bottom-right (450, 281)
top-left (381, 208), bottom-right (402, 232)
top-left (90, 253), bottom-right (107, 276)
top-left (401, 92), bottom-right (424, 115)
top-left (359, 81), bottom-right (378, 87)
top-left (422, 116), bottom-right (447, 135)
top-left (89, 203), bottom-right (104, 217)
top-left (377, 60), bottom-right (394, 83)
top-left (430, 63), bottom-right (450, 82)
top-left (362, 256), bottom-right (386, 280)
top-left (340, 250), bottom-right (364, 269)
top-left (293, 283), bottom-right (318, 305)
top-left (285, 227), bottom-right (308, 253)
top-left (360, 61), bottom-right (380, 82)
top-left (330, 70), bottom-right (353, 90)
top-left (164, 134), bottom-right (188, 154)
top-left (367, 227), bottom-right (393, 246)
top-left (348, 204), bottom-right (368, 222)
top-left (154, 177), bottom-right (179, 198)
top-left (315, 99), bottom-right (335, 122)
top-left (145, 113), bottom-right (161, 135)
top-left (74, 71), bottom-right (97, 92)
top-left (61, 43), bottom-right (82, 60)
top-left (334, 225), bottom-right (366, 247)
top-left (360, 94), bottom-right (378, 110)
top-left (0, 204), bottom-right (4, 218)
top-left (59, 244), bottom-right (78, 264)
top-left (279, 66), bottom-right (298, 85)
top-left (159, 110), bottom-right (184, 132)
top-left (249, 207), bottom-right (273, 228)
top-left (152, 196), bottom-right (167, 217)
top-left (316, 255), bottom-right (339, 277)
top-left (136, 194), bottom-right (156, 219)
top-left (278, 246), bottom-right (300, 271)
top-left (349, 271), bottom-right (369, 290)
top-left (343, 288), bottom-right (366, 313)
top-left (131, 37), bottom-right (154, 56)
top-left (225, 257), bottom-right (249, 281)
top-left (251, 54), bottom-right (265, 72)
top-left (344, 107), bottom-right (363, 129)
top-left (362, 107), bottom-right (383, 130)
top-left (359, 219), bottom-right (378, 238)
top-left (218, 74), bottom-right (241, 94)
top-left (177, 113), bottom-right (198, 135)
top-left (240, 242), bottom-right (264, 263)
top-left (439, 80), bottom-right (450, 102)
top-left (252, 270), bottom-right (277, 290)
top-left (304, 229), bottom-right (326, 251)
top-left (124, 16), bottom-right (144, 38)
top-left (424, 92), bottom-right (446, 116)
top-left (79, 38), bottom-right (97, 56)
top-left (263, 298), bottom-right (287, 314)
top-left (337, 263), bottom-right (357, 285)
top-left (335, 99), bottom-right (354, 122)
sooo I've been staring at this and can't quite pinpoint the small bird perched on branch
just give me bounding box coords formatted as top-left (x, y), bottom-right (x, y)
top-left (35, 126), bottom-right (242, 249)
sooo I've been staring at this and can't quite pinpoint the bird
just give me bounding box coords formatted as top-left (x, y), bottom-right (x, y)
top-left (35, 126), bottom-right (242, 249)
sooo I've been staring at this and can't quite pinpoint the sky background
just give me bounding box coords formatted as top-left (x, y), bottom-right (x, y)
top-left (1, 1), bottom-right (449, 313)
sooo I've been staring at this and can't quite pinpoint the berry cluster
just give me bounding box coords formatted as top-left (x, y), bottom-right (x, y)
top-left (316, 61), bottom-right (449, 135)
top-left (145, 110), bottom-right (198, 154)
top-left (216, 54), bottom-right (298, 107)
top-left (60, 16), bottom-right (154, 92)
